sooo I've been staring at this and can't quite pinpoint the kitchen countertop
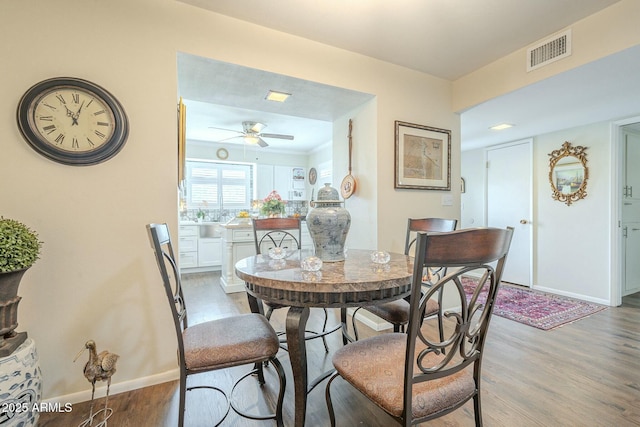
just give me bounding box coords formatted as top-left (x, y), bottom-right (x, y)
top-left (222, 219), bottom-right (252, 229)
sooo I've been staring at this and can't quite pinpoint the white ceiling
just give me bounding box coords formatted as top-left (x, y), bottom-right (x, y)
top-left (177, 53), bottom-right (374, 153)
top-left (177, 0), bottom-right (640, 153)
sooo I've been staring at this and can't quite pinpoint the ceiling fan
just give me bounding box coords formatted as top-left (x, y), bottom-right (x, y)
top-left (209, 121), bottom-right (294, 147)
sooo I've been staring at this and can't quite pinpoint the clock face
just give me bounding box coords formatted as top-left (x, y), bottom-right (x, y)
top-left (17, 77), bottom-right (128, 166)
top-left (31, 86), bottom-right (116, 152)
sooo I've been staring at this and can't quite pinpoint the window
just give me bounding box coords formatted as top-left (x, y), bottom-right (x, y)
top-left (185, 160), bottom-right (254, 209)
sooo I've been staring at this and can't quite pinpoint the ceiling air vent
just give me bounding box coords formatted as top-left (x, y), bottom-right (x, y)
top-left (527, 29), bottom-right (572, 72)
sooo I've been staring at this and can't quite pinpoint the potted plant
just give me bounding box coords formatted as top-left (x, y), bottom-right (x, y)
top-left (0, 217), bottom-right (42, 356)
top-left (260, 190), bottom-right (286, 218)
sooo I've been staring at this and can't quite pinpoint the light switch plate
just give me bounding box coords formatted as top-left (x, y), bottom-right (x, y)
top-left (442, 194), bottom-right (454, 206)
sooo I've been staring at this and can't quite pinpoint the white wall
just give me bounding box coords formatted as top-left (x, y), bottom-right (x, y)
top-left (1, 0), bottom-right (458, 401)
top-left (462, 121), bottom-right (612, 303)
top-left (535, 122), bottom-right (611, 302)
top-left (333, 100), bottom-right (380, 252)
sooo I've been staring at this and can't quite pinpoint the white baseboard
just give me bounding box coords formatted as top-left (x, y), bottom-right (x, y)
top-left (219, 277), bottom-right (246, 293)
top-left (532, 285), bottom-right (610, 306)
top-left (42, 369), bottom-right (179, 405)
top-left (348, 308), bottom-right (392, 332)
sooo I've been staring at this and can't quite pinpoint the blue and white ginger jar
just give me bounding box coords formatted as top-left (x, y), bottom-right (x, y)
top-left (306, 184), bottom-right (351, 262)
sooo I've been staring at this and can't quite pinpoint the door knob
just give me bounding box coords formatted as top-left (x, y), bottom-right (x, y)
top-left (520, 219), bottom-right (528, 224)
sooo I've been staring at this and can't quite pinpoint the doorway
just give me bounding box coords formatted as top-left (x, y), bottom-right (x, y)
top-left (620, 123), bottom-right (640, 300)
top-left (486, 140), bottom-right (533, 286)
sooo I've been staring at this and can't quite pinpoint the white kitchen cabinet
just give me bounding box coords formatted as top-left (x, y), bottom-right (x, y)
top-left (198, 238), bottom-right (222, 267)
top-left (256, 164), bottom-right (275, 200)
top-left (274, 166), bottom-right (292, 197)
top-left (178, 225), bottom-right (198, 269)
top-left (178, 223), bottom-right (222, 272)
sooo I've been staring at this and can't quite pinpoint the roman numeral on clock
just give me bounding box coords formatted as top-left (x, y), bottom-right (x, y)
top-left (42, 124), bottom-right (56, 134)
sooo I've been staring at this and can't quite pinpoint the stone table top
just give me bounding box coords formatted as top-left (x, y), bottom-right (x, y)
top-left (235, 249), bottom-right (413, 307)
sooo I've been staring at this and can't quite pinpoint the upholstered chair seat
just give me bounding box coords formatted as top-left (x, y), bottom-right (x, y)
top-left (183, 314), bottom-right (279, 371)
top-left (333, 333), bottom-right (475, 419)
top-left (364, 298), bottom-right (439, 329)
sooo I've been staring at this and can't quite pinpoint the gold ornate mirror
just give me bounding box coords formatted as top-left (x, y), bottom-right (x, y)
top-left (548, 141), bottom-right (588, 206)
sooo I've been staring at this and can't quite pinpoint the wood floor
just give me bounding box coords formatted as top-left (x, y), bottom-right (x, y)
top-left (40, 273), bottom-right (640, 426)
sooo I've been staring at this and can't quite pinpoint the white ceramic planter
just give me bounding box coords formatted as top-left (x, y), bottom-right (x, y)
top-left (0, 338), bottom-right (42, 426)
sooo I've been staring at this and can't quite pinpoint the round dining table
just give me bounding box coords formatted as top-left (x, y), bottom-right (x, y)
top-left (235, 249), bottom-right (413, 427)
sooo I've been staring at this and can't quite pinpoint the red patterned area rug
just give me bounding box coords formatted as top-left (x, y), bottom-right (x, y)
top-left (461, 277), bottom-right (608, 331)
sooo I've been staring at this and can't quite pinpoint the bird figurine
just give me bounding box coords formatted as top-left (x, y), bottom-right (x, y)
top-left (74, 340), bottom-right (119, 426)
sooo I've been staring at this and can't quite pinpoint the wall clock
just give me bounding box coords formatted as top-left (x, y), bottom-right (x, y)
top-left (308, 167), bottom-right (317, 185)
top-left (17, 77), bottom-right (129, 166)
top-left (216, 148), bottom-right (229, 160)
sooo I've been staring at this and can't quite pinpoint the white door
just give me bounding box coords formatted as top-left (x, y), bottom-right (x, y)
top-left (622, 130), bottom-right (640, 295)
top-left (486, 140), bottom-right (532, 286)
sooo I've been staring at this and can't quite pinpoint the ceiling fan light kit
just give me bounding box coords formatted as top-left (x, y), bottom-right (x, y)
top-left (243, 135), bottom-right (261, 145)
top-left (243, 121), bottom-right (265, 133)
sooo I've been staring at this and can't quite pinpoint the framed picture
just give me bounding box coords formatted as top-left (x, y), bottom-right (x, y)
top-left (394, 121), bottom-right (451, 190)
top-left (554, 162), bottom-right (585, 195)
top-left (292, 167), bottom-right (305, 189)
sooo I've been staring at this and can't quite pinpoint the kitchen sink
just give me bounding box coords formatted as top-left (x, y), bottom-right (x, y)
top-left (199, 223), bottom-right (221, 238)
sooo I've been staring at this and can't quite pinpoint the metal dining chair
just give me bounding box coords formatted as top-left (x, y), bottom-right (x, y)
top-left (147, 223), bottom-right (286, 427)
top-left (350, 218), bottom-right (457, 341)
top-left (326, 227), bottom-right (514, 427)
top-left (252, 217), bottom-right (332, 352)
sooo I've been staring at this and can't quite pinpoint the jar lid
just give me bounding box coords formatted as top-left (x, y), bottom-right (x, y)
top-left (317, 183), bottom-right (340, 202)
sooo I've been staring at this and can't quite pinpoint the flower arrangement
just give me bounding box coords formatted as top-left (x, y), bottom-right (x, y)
top-left (260, 191), bottom-right (286, 217)
top-left (0, 217), bottom-right (42, 273)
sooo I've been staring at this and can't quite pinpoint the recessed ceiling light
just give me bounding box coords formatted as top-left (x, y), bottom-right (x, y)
top-left (265, 90), bottom-right (291, 102)
top-left (489, 123), bottom-right (514, 131)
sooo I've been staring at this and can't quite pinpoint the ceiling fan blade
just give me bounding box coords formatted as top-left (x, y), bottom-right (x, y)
top-left (257, 137), bottom-right (269, 147)
top-left (260, 133), bottom-right (294, 140)
top-left (218, 135), bottom-right (244, 142)
top-left (208, 126), bottom-right (243, 135)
